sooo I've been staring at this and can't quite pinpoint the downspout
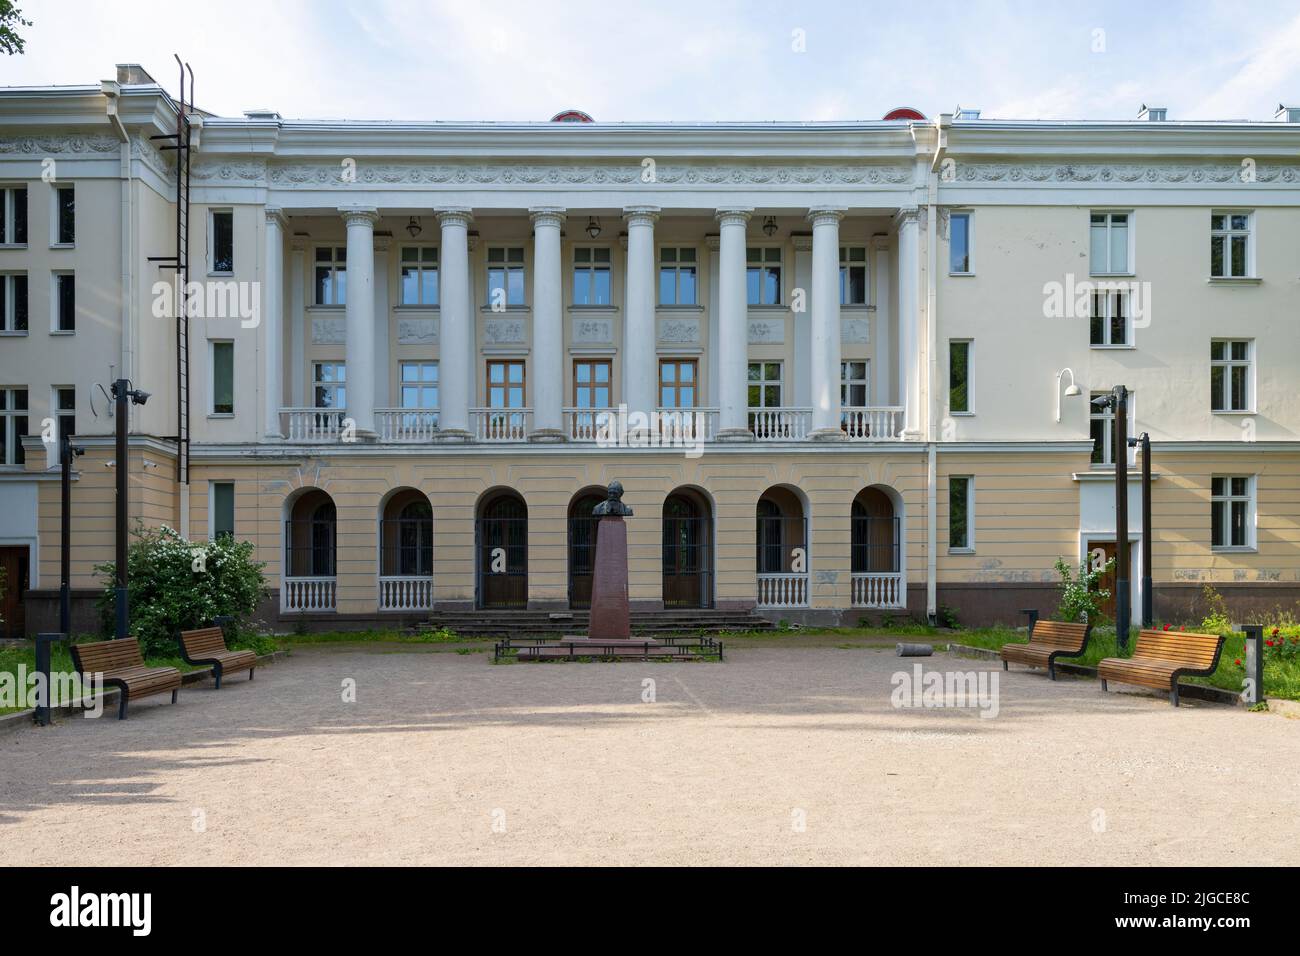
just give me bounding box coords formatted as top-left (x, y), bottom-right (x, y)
top-left (923, 118), bottom-right (948, 624)
top-left (102, 81), bottom-right (133, 388)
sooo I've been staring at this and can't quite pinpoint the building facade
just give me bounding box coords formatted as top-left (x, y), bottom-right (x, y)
top-left (2, 66), bottom-right (1299, 635)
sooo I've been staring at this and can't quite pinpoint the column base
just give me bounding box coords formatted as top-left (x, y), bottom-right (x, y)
top-left (715, 428), bottom-right (755, 443)
top-left (527, 428), bottom-right (568, 443)
top-left (433, 429), bottom-right (472, 444)
top-left (809, 427), bottom-right (847, 442)
top-left (350, 427), bottom-right (378, 443)
top-left (901, 429), bottom-right (924, 441)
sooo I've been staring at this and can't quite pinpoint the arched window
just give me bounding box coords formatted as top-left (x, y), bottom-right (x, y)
top-left (310, 502), bottom-right (336, 576)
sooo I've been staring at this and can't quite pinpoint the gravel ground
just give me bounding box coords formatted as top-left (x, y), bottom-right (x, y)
top-left (2, 642), bottom-right (1296, 866)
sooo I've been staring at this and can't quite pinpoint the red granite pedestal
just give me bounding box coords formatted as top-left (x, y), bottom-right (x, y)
top-left (587, 514), bottom-right (631, 640)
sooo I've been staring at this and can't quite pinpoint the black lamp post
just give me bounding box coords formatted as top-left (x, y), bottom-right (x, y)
top-left (59, 433), bottom-right (85, 635)
top-left (1128, 431), bottom-right (1153, 627)
top-left (1093, 386), bottom-right (1131, 651)
top-left (110, 379), bottom-right (150, 640)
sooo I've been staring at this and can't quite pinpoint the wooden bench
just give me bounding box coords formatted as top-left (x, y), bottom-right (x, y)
top-left (1000, 620), bottom-right (1090, 680)
top-left (69, 638), bottom-right (181, 720)
top-left (178, 626), bottom-right (257, 689)
top-left (1098, 628), bottom-right (1226, 707)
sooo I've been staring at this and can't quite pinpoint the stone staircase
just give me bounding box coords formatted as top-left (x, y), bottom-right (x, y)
top-left (417, 608), bottom-right (775, 640)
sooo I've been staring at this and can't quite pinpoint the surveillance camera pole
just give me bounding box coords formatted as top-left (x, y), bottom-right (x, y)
top-left (59, 433), bottom-right (85, 636)
top-left (1112, 386), bottom-right (1131, 652)
top-left (1128, 431), bottom-right (1153, 627)
top-left (112, 379), bottom-right (130, 640)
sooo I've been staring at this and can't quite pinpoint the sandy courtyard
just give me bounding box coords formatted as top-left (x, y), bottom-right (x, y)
top-left (2, 641), bottom-right (1297, 866)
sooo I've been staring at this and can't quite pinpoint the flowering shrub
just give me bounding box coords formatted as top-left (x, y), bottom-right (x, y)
top-left (1053, 556), bottom-right (1115, 624)
top-left (95, 523), bottom-right (268, 657)
top-left (1263, 625), bottom-right (1300, 664)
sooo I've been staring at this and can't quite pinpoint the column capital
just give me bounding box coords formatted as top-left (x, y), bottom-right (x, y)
top-left (807, 206), bottom-right (846, 226)
top-left (715, 207), bottom-right (753, 227)
top-left (436, 207), bottom-right (474, 228)
top-left (529, 207), bottom-right (567, 228)
top-left (265, 206), bottom-right (288, 230)
top-left (894, 206), bottom-right (921, 228)
top-left (339, 206), bottom-right (380, 228)
top-left (622, 205), bottom-right (660, 226)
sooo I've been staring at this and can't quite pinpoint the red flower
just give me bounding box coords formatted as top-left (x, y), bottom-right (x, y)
top-left (1266, 640), bottom-right (1274, 647)
top-left (1272, 627), bottom-right (1280, 636)
top-left (1163, 623), bottom-right (1171, 631)
top-left (1234, 659), bottom-right (1242, 667)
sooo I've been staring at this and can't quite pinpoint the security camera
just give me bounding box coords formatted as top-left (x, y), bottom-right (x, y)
top-left (132, 390), bottom-right (151, 406)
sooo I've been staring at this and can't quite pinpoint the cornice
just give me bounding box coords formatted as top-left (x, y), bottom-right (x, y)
top-left (947, 160), bottom-right (1300, 185)
top-left (0, 132), bottom-right (119, 156)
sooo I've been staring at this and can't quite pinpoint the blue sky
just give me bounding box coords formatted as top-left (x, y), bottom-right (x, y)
top-left (3, 0), bottom-right (1298, 122)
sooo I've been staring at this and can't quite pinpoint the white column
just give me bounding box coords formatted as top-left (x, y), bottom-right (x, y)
top-left (622, 206), bottom-right (658, 417)
top-left (809, 207), bottom-right (846, 439)
top-left (530, 207), bottom-right (566, 440)
top-left (706, 234), bottom-right (721, 406)
top-left (263, 207), bottom-right (286, 438)
top-left (715, 207), bottom-right (753, 441)
top-left (897, 208), bottom-right (922, 438)
top-left (373, 235), bottom-right (391, 413)
top-left (436, 208), bottom-right (473, 440)
top-left (289, 238), bottom-right (306, 406)
top-left (871, 235), bottom-right (892, 406)
top-left (791, 234), bottom-right (814, 409)
top-left (340, 206), bottom-right (379, 437)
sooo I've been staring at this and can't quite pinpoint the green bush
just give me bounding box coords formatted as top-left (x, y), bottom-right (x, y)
top-left (1053, 555), bottom-right (1115, 624)
top-left (95, 523), bottom-right (268, 656)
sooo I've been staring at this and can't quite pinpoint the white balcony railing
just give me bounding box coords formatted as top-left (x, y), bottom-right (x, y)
top-left (376, 408), bottom-right (439, 442)
top-left (749, 407), bottom-right (812, 441)
top-left (851, 572), bottom-right (904, 608)
top-left (281, 408), bottom-right (347, 442)
top-left (471, 407), bottom-right (533, 442)
top-left (378, 575), bottom-right (434, 611)
top-left (282, 576), bottom-right (337, 612)
top-left (564, 407), bottom-right (617, 442)
top-left (655, 407), bottom-right (718, 444)
top-left (842, 406), bottom-right (905, 441)
top-left (756, 572), bottom-right (809, 608)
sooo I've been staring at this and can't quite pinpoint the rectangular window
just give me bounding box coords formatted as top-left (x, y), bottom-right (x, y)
top-left (840, 246), bottom-right (867, 304)
top-left (211, 482), bottom-right (235, 540)
top-left (487, 359), bottom-right (526, 408)
top-left (53, 272), bottom-right (74, 332)
top-left (400, 361), bottom-right (439, 409)
top-left (210, 209), bottom-right (233, 274)
top-left (1211, 212), bottom-right (1251, 278)
top-left (314, 247), bottom-right (347, 305)
top-left (399, 247), bottom-right (438, 306)
top-left (487, 247), bottom-right (526, 306)
top-left (948, 339), bottom-right (971, 413)
top-left (211, 341), bottom-right (234, 414)
top-left (840, 360), bottom-right (869, 408)
top-left (746, 247), bottom-right (782, 305)
top-left (1089, 290), bottom-right (1129, 347)
top-left (1090, 212), bottom-right (1130, 275)
top-left (573, 359), bottom-right (611, 409)
top-left (313, 361), bottom-right (346, 409)
top-left (0, 387), bottom-right (28, 465)
top-left (1090, 391), bottom-right (1114, 465)
top-left (0, 186), bottom-right (27, 245)
top-left (1211, 475), bottom-right (1253, 549)
top-left (1210, 340), bottom-right (1251, 412)
top-left (949, 476), bottom-right (973, 551)
top-left (0, 273), bottom-right (28, 332)
top-left (659, 247), bottom-right (697, 305)
top-left (55, 386), bottom-right (74, 448)
top-left (55, 185), bottom-right (75, 245)
top-left (949, 212), bottom-right (971, 274)
top-left (747, 361), bottom-right (783, 409)
top-left (659, 359), bottom-right (696, 408)
top-left (572, 247), bottom-right (612, 306)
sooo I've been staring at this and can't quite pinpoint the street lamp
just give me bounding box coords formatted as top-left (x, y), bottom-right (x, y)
top-left (110, 379), bottom-right (149, 641)
top-left (1054, 367), bottom-right (1082, 422)
top-left (1092, 386), bottom-right (1131, 651)
top-left (1128, 431), bottom-right (1153, 627)
top-left (59, 434), bottom-right (85, 636)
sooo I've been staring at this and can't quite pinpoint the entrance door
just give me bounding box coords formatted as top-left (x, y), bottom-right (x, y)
top-left (567, 494), bottom-right (602, 609)
top-left (1086, 540), bottom-right (1132, 622)
top-left (0, 546), bottom-right (29, 638)
top-left (477, 495), bottom-right (527, 608)
top-left (662, 493), bottom-right (712, 608)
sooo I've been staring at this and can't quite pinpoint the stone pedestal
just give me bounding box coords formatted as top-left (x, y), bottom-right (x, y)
top-left (588, 515), bottom-right (630, 640)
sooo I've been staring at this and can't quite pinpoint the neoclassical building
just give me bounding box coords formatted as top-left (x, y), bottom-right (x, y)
top-left (2, 65), bottom-right (1299, 634)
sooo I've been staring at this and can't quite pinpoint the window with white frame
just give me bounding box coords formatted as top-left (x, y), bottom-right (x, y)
top-left (746, 247), bottom-right (782, 305)
top-left (949, 212), bottom-right (971, 274)
top-left (1089, 289), bottom-right (1129, 346)
top-left (1211, 212), bottom-right (1251, 278)
top-left (747, 362), bottom-right (783, 409)
top-left (487, 247), bottom-right (526, 306)
top-left (949, 475), bottom-right (973, 551)
top-left (572, 247), bottom-right (611, 305)
top-left (0, 273), bottom-right (28, 332)
top-left (1090, 391), bottom-right (1114, 465)
top-left (399, 247), bottom-right (438, 305)
top-left (0, 386), bottom-right (27, 465)
top-left (54, 185), bottom-right (75, 246)
top-left (1211, 475), bottom-right (1254, 549)
top-left (211, 341), bottom-right (234, 414)
top-left (1090, 212), bottom-right (1130, 275)
top-left (659, 247), bottom-right (697, 305)
top-left (840, 246), bottom-right (867, 304)
top-left (313, 362), bottom-right (346, 409)
top-left (210, 481), bottom-right (235, 540)
top-left (400, 362), bottom-right (439, 409)
top-left (52, 272), bottom-right (74, 332)
top-left (840, 360), bottom-right (869, 408)
top-left (314, 246), bottom-right (346, 305)
top-left (0, 186), bottom-right (27, 245)
top-left (948, 339), bottom-right (971, 413)
top-left (209, 209), bottom-right (233, 274)
top-left (54, 386), bottom-right (74, 449)
top-left (1210, 340), bottom-right (1251, 412)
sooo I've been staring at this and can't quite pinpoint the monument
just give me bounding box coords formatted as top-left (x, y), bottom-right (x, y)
top-left (587, 481), bottom-right (632, 640)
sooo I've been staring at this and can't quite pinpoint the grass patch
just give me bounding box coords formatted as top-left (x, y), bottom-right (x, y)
top-left (275, 627), bottom-right (478, 646)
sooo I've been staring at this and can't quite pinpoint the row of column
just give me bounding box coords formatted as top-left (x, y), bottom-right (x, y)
top-left (262, 204), bottom-right (923, 442)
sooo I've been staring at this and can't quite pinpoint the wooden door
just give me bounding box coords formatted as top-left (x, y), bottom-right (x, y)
top-left (0, 546), bottom-right (29, 638)
top-left (1087, 540), bottom-right (1130, 622)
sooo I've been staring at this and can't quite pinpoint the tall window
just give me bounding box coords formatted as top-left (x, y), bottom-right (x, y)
top-left (399, 247), bottom-right (438, 305)
top-left (211, 482), bottom-right (235, 540)
top-left (313, 362), bottom-right (346, 409)
top-left (211, 341), bottom-right (234, 414)
top-left (53, 272), bottom-right (74, 332)
top-left (54, 386), bottom-right (74, 449)
top-left (1211, 212), bottom-right (1251, 278)
top-left (841, 360), bottom-right (869, 408)
top-left (573, 359), bottom-right (610, 409)
top-left (948, 339), bottom-right (971, 413)
top-left (949, 476), bottom-right (973, 551)
top-left (949, 212), bottom-right (971, 274)
top-left (314, 247), bottom-right (346, 305)
top-left (487, 360), bottom-right (526, 408)
top-left (659, 359), bottom-right (696, 408)
top-left (747, 361), bottom-right (783, 410)
top-left (54, 185), bottom-right (75, 246)
top-left (1211, 340), bottom-right (1251, 412)
top-left (210, 209), bottom-right (233, 273)
top-left (1211, 476), bottom-right (1253, 549)
top-left (0, 273), bottom-right (28, 332)
top-left (659, 247), bottom-right (697, 305)
top-left (572, 247), bottom-right (611, 305)
top-left (0, 186), bottom-right (27, 245)
top-left (487, 247), bottom-right (526, 306)
top-left (400, 362), bottom-right (439, 409)
top-left (840, 246), bottom-right (867, 304)
top-left (1090, 391), bottom-right (1114, 465)
top-left (746, 247), bottom-right (782, 305)
top-left (0, 387), bottom-right (27, 465)
top-left (1090, 212), bottom-right (1130, 275)
top-left (1090, 290), bottom-right (1129, 346)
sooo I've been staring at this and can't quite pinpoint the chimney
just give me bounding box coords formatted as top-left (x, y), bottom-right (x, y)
top-left (244, 109), bottom-right (282, 120)
top-left (1276, 103), bottom-right (1300, 123)
top-left (954, 105), bottom-right (981, 120)
top-left (115, 63), bottom-right (158, 86)
top-left (1138, 104), bottom-right (1168, 121)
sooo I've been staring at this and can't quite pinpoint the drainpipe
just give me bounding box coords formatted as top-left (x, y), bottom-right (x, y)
top-left (922, 117), bottom-right (949, 624)
top-left (102, 81), bottom-right (133, 390)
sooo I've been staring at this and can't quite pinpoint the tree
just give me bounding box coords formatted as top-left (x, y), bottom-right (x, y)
top-left (0, 2), bottom-right (30, 56)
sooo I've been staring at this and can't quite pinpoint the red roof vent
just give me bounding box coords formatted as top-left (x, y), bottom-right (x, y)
top-left (882, 106), bottom-right (926, 121)
top-left (550, 109), bottom-right (595, 123)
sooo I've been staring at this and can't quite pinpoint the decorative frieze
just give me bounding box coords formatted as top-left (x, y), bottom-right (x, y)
top-left (572, 317), bottom-right (614, 344)
top-left (952, 161), bottom-right (1300, 184)
top-left (841, 318), bottom-right (870, 344)
top-left (748, 319), bottom-right (785, 344)
top-left (483, 318), bottom-right (526, 345)
top-left (658, 317), bottom-right (700, 344)
top-left (398, 317), bottom-right (438, 345)
top-left (311, 316), bottom-right (346, 345)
